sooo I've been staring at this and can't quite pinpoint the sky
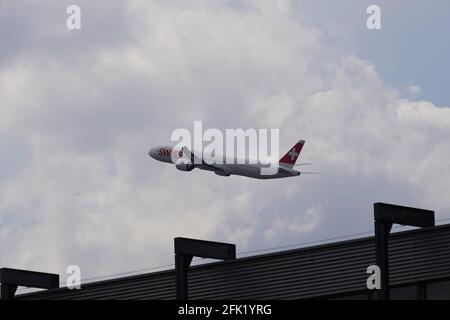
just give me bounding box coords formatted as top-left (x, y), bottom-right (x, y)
top-left (1, 0), bottom-right (450, 287)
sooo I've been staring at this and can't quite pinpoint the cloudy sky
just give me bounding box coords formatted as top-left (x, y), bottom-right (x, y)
top-left (1, 0), bottom-right (450, 286)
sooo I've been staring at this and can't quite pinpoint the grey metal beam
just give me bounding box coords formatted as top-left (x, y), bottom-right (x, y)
top-left (374, 203), bottom-right (435, 227)
top-left (0, 268), bottom-right (59, 299)
top-left (373, 203), bottom-right (435, 300)
top-left (174, 237), bottom-right (236, 300)
top-left (174, 237), bottom-right (236, 260)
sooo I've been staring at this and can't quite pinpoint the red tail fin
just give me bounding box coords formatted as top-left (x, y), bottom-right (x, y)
top-left (279, 140), bottom-right (305, 167)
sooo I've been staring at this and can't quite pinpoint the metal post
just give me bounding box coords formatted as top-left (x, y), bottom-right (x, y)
top-left (175, 253), bottom-right (193, 300)
top-left (0, 284), bottom-right (18, 300)
top-left (375, 220), bottom-right (392, 300)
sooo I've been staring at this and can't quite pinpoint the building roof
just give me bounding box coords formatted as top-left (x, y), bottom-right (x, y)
top-left (16, 223), bottom-right (450, 299)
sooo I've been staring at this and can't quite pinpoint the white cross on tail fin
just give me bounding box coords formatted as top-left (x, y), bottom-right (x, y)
top-left (279, 140), bottom-right (305, 168)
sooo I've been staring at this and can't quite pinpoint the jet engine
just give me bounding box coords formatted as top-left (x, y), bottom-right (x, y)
top-left (214, 170), bottom-right (230, 177)
top-left (175, 161), bottom-right (195, 172)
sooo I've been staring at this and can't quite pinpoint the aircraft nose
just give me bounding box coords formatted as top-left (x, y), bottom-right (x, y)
top-left (148, 147), bottom-right (158, 159)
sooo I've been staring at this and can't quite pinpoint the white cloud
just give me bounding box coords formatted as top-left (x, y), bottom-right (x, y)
top-left (0, 0), bottom-right (449, 282)
top-left (407, 85), bottom-right (421, 97)
top-left (264, 203), bottom-right (322, 241)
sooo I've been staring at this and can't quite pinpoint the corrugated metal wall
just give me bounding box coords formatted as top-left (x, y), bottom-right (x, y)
top-left (16, 224), bottom-right (450, 300)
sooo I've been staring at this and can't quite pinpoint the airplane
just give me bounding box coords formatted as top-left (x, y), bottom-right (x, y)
top-left (148, 140), bottom-right (316, 180)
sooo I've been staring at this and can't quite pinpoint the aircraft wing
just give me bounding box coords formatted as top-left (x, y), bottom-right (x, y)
top-left (181, 146), bottom-right (231, 175)
top-left (181, 146), bottom-right (201, 165)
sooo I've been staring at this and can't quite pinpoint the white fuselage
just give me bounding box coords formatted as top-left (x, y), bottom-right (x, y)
top-left (197, 162), bottom-right (300, 179)
top-left (148, 146), bottom-right (300, 179)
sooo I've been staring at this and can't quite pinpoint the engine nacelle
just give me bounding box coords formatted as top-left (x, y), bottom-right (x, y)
top-left (175, 161), bottom-right (195, 172)
top-left (214, 170), bottom-right (230, 177)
